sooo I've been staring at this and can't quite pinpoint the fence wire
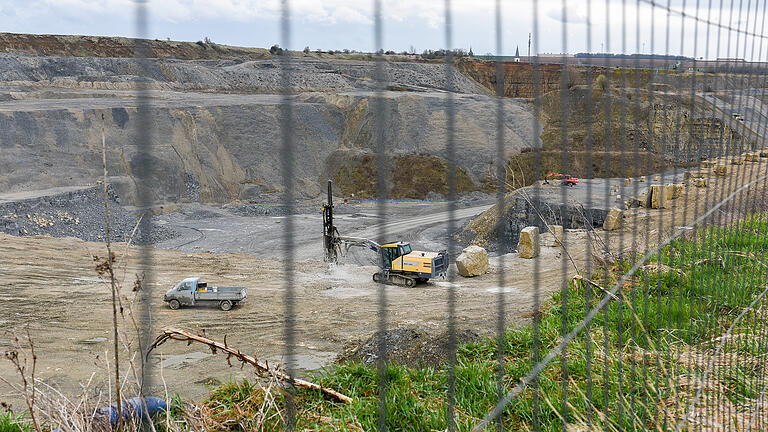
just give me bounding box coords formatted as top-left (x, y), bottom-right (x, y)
top-left (126, 0), bottom-right (768, 430)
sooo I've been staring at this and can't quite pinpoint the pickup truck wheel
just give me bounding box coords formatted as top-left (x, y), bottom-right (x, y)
top-left (219, 300), bottom-right (233, 311)
top-left (168, 299), bottom-right (181, 310)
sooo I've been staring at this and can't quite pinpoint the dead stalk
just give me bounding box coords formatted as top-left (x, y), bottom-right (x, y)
top-left (147, 328), bottom-right (353, 404)
top-left (2, 328), bottom-right (42, 432)
top-left (101, 113), bottom-right (124, 432)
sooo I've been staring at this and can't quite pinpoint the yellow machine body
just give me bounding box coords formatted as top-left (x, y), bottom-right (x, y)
top-left (381, 242), bottom-right (446, 279)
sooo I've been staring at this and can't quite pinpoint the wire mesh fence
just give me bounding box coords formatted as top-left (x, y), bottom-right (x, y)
top-left (101, 0), bottom-right (768, 429)
top-left (4, 0), bottom-right (768, 430)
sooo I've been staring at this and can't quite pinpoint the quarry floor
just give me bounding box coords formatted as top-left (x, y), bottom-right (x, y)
top-left (2, 158), bottom-right (768, 410)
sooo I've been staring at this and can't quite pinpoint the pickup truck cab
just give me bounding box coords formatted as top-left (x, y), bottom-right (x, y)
top-left (164, 277), bottom-right (247, 311)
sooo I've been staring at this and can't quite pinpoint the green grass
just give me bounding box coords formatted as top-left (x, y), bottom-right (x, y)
top-left (0, 413), bottom-right (30, 432)
top-left (197, 213), bottom-right (768, 431)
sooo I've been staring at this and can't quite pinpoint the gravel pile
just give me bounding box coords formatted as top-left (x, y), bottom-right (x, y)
top-left (229, 203), bottom-right (319, 217)
top-left (338, 325), bottom-right (480, 368)
top-left (0, 186), bottom-right (177, 245)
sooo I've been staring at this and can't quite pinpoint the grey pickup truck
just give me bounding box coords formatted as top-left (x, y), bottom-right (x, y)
top-left (163, 277), bottom-right (247, 311)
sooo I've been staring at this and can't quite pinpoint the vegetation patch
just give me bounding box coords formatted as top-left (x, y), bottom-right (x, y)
top-left (333, 153), bottom-right (478, 200)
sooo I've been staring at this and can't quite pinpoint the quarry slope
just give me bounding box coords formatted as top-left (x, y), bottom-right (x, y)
top-left (0, 52), bottom-right (535, 205)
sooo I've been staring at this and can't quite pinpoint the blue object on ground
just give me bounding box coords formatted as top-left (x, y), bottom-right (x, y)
top-left (97, 397), bottom-right (167, 427)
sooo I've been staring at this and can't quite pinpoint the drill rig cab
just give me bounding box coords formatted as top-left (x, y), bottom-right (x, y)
top-left (322, 181), bottom-right (447, 287)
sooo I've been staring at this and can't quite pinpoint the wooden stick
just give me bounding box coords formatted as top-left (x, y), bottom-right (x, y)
top-left (147, 328), bottom-right (353, 404)
top-left (572, 274), bottom-right (619, 301)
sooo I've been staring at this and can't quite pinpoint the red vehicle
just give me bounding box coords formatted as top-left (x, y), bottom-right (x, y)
top-left (545, 173), bottom-right (580, 187)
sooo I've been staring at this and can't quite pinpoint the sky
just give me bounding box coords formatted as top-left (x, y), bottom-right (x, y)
top-left (1, 0), bottom-right (767, 60)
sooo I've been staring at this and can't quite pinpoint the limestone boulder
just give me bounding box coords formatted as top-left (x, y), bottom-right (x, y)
top-left (603, 207), bottom-right (623, 231)
top-left (456, 245), bottom-right (489, 277)
top-left (673, 183), bottom-right (684, 199)
top-left (518, 226), bottom-right (540, 259)
top-left (549, 225), bottom-right (563, 247)
top-left (714, 164), bottom-right (727, 176)
top-left (649, 184), bottom-right (668, 209)
top-left (664, 184), bottom-right (676, 201)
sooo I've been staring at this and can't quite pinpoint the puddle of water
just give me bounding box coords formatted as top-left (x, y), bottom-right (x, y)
top-left (323, 286), bottom-right (371, 299)
top-left (157, 352), bottom-right (213, 370)
top-left (263, 352), bottom-right (336, 371)
top-left (80, 337), bottom-right (108, 344)
top-left (72, 276), bottom-right (103, 283)
top-left (484, 286), bottom-right (521, 294)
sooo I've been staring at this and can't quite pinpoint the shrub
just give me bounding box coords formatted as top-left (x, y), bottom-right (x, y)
top-left (596, 73), bottom-right (608, 91)
top-left (269, 44), bottom-right (284, 55)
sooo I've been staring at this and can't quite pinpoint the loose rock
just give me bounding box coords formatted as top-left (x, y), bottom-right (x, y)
top-left (732, 157), bottom-right (745, 165)
top-left (455, 245), bottom-right (489, 277)
top-left (714, 165), bottom-right (727, 176)
top-left (695, 177), bottom-right (708, 187)
top-left (549, 225), bottom-right (563, 247)
top-left (518, 226), bottom-right (540, 259)
top-left (649, 184), bottom-right (668, 209)
top-left (603, 207), bottom-right (623, 231)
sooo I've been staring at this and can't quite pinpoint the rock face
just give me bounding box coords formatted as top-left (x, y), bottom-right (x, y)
top-left (0, 52), bottom-right (542, 205)
top-left (455, 245), bottom-right (489, 277)
top-left (603, 207), bottom-right (623, 231)
top-left (518, 226), bottom-right (540, 259)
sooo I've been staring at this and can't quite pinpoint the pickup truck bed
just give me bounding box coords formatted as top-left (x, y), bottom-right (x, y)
top-left (164, 278), bottom-right (247, 311)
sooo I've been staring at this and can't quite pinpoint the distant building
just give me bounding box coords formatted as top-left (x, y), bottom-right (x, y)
top-left (514, 46), bottom-right (520, 62)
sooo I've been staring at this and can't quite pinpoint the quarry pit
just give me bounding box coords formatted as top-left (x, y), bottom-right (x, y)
top-left (3, 34), bottom-right (768, 411)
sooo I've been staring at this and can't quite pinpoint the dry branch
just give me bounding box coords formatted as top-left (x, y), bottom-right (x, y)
top-left (572, 274), bottom-right (619, 301)
top-left (147, 328), bottom-right (353, 405)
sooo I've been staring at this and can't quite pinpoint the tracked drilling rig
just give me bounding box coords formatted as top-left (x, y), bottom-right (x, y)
top-left (322, 180), bottom-right (447, 287)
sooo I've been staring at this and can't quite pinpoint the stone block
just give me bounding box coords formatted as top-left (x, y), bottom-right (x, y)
top-left (649, 184), bottom-right (668, 209)
top-left (603, 207), bottom-right (623, 231)
top-left (518, 226), bottom-right (540, 259)
top-left (714, 164), bottom-right (727, 176)
top-left (664, 184), bottom-right (676, 200)
top-left (639, 176), bottom-right (646, 182)
top-left (732, 157), bottom-right (745, 165)
top-left (549, 225), bottom-right (563, 247)
top-left (456, 245), bottom-right (489, 277)
top-left (673, 183), bottom-right (684, 199)
top-left (760, 150), bottom-right (768, 158)
top-left (746, 152), bottom-right (760, 162)
top-left (695, 177), bottom-right (708, 187)
top-left (624, 178), bottom-right (632, 186)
